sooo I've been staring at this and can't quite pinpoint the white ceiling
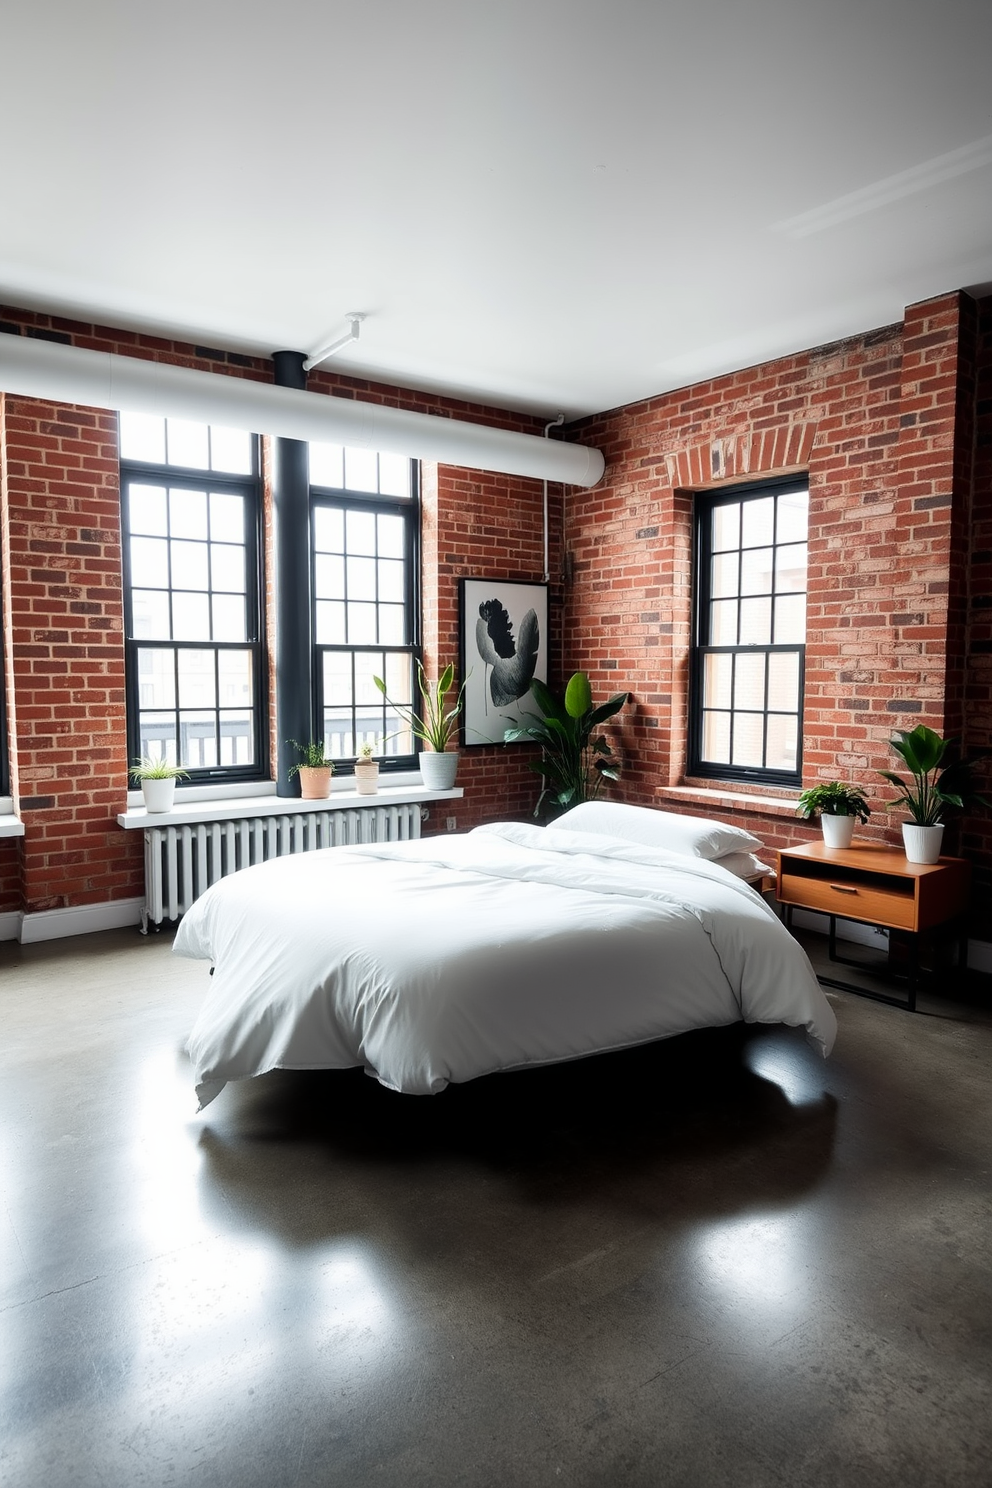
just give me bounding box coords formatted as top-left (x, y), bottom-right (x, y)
top-left (2, 1), bottom-right (991, 419)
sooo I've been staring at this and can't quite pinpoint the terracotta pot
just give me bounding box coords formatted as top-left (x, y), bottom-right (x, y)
top-left (298, 765), bottom-right (333, 800)
top-left (354, 760), bottom-right (379, 796)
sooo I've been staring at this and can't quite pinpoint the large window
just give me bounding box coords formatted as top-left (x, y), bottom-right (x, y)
top-left (690, 479), bottom-right (808, 785)
top-left (120, 414), bottom-right (265, 782)
top-left (0, 566), bottom-right (7, 797)
top-left (310, 443), bottom-right (418, 768)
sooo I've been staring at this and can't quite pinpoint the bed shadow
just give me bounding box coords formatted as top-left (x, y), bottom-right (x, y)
top-left (194, 1024), bottom-right (838, 1244)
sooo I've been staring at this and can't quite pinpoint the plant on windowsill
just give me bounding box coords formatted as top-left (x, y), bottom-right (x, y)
top-left (795, 781), bottom-right (871, 850)
top-left (879, 725), bottom-right (990, 864)
top-left (503, 672), bottom-right (629, 822)
top-left (129, 756), bottom-right (190, 815)
top-left (287, 739), bottom-right (335, 801)
top-left (373, 662), bottom-right (468, 790)
top-left (354, 740), bottom-right (380, 796)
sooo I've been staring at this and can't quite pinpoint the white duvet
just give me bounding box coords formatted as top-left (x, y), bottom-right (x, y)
top-left (174, 821), bottom-right (836, 1108)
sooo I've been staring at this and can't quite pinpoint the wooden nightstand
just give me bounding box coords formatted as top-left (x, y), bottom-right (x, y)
top-left (776, 841), bottom-right (971, 1010)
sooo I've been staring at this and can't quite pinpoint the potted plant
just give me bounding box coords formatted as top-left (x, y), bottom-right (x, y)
top-left (373, 661), bottom-right (468, 790)
top-left (129, 756), bottom-right (189, 814)
top-left (879, 725), bottom-right (990, 864)
top-left (795, 781), bottom-right (871, 849)
top-left (503, 671), bottom-right (628, 820)
top-left (354, 741), bottom-right (379, 796)
top-left (287, 739), bottom-right (335, 800)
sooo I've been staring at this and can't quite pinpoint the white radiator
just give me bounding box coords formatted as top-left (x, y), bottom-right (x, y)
top-left (142, 803), bottom-right (421, 931)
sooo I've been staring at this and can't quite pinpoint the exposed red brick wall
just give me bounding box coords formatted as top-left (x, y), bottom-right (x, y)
top-left (563, 291), bottom-right (990, 930)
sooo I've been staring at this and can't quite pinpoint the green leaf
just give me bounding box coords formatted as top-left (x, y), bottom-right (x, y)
top-left (564, 672), bottom-right (592, 719)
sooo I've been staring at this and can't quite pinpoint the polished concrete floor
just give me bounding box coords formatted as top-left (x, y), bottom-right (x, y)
top-left (1, 928), bottom-right (990, 1488)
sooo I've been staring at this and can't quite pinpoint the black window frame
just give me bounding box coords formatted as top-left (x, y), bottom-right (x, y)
top-left (310, 461), bottom-right (420, 775)
top-left (689, 476), bottom-right (807, 788)
top-left (120, 430), bottom-right (268, 787)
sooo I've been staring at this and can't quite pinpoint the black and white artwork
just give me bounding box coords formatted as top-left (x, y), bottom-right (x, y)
top-left (460, 579), bottom-right (549, 746)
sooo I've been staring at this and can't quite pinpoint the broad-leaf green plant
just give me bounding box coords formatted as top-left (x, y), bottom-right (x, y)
top-left (879, 725), bottom-right (989, 826)
top-left (796, 781), bottom-right (871, 824)
top-left (373, 661), bottom-right (467, 753)
top-left (504, 671), bottom-right (628, 820)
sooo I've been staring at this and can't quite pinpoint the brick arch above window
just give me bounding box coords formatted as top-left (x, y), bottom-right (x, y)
top-left (664, 422), bottom-right (818, 490)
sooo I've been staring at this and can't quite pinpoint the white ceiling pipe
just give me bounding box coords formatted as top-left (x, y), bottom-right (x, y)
top-left (0, 333), bottom-right (605, 488)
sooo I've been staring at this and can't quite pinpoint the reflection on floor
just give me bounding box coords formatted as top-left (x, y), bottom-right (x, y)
top-left (1, 927), bottom-right (990, 1487)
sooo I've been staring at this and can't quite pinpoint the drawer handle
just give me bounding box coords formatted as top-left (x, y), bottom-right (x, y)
top-left (829, 883), bottom-right (858, 894)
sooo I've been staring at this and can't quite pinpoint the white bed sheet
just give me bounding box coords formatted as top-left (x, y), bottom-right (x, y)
top-left (174, 821), bottom-right (836, 1108)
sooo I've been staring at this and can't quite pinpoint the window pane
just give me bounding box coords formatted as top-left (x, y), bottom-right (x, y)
top-left (120, 413), bottom-right (166, 464)
top-left (137, 649), bottom-right (175, 709)
top-left (347, 602), bottom-right (378, 644)
top-left (217, 650), bottom-right (252, 706)
top-left (710, 552), bottom-right (738, 600)
top-left (347, 556), bottom-right (377, 601)
top-left (733, 652), bottom-right (766, 711)
top-left (702, 653), bottom-right (732, 708)
top-left (212, 594), bottom-right (246, 642)
top-left (178, 650), bottom-right (216, 707)
top-left (132, 589), bottom-right (171, 639)
top-left (740, 547), bottom-right (773, 596)
top-left (166, 419), bottom-right (210, 469)
top-left (314, 506), bottom-right (345, 552)
top-left (130, 536), bottom-right (169, 588)
top-left (210, 543), bottom-right (245, 593)
top-left (172, 591), bottom-right (210, 640)
top-left (210, 427), bottom-right (252, 475)
top-left (346, 509), bottom-right (377, 556)
top-left (732, 713), bottom-right (764, 767)
top-left (219, 711), bottom-right (254, 764)
top-left (179, 712), bottom-right (217, 769)
top-left (768, 651), bottom-right (800, 712)
top-left (344, 448), bottom-right (378, 492)
top-left (128, 484), bottom-right (168, 535)
top-left (310, 443), bottom-right (344, 489)
top-left (379, 605), bottom-right (406, 645)
top-left (378, 454), bottom-right (410, 498)
top-left (315, 600), bottom-right (346, 644)
top-left (776, 489), bottom-right (808, 544)
top-left (323, 707), bottom-right (354, 759)
top-left (775, 543), bottom-right (807, 593)
top-left (138, 712), bottom-right (176, 764)
top-left (323, 651), bottom-right (353, 706)
top-left (377, 559), bottom-right (405, 604)
top-left (741, 496), bottom-right (774, 547)
top-left (377, 514), bottom-right (405, 559)
top-left (383, 711), bottom-right (414, 757)
top-left (210, 493), bottom-right (245, 544)
top-left (766, 713), bottom-right (798, 773)
top-left (710, 599), bottom-right (738, 645)
top-left (711, 503), bottom-right (739, 552)
top-left (701, 711), bottom-right (731, 764)
top-left (171, 539), bottom-right (209, 591)
top-left (774, 594), bottom-right (806, 644)
top-left (169, 488), bottom-right (208, 540)
top-left (384, 652), bottom-right (413, 704)
top-left (314, 554), bottom-right (345, 602)
top-left (739, 596), bottom-right (772, 644)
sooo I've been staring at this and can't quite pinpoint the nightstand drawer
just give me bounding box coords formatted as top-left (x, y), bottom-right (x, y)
top-left (778, 872), bottom-right (916, 930)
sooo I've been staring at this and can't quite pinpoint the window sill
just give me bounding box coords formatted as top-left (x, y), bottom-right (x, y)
top-left (655, 783), bottom-right (800, 821)
top-left (117, 782), bottom-right (463, 830)
top-left (124, 770), bottom-right (425, 810)
top-left (0, 813), bottom-right (25, 839)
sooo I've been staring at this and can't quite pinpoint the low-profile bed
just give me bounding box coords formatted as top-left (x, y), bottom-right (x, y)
top-left (174, 802), bottom-right (836, 1109)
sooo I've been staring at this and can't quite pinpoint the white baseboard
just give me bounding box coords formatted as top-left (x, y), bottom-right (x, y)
top-left (18, 897), bottom-right (145, 944)
top-left (0, 911), bottom-right (21, 942)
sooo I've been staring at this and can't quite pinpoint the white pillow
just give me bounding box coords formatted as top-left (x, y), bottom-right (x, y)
top-left (711, 850), bottom-right (772, 880)
top-left (552, 802), bottom-right (762, 860)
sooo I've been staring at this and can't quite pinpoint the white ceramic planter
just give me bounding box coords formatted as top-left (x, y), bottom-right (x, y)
top-left (821, 813), bottom-right (856, 849)
top-left (419, 750), bottom-right (459, 790)
top-left (902, 822), bottom-right (944, 864)
top-left (354, 760), bottom-right (379, 796)
top-left (141, 777), bottom-right (177, 813)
